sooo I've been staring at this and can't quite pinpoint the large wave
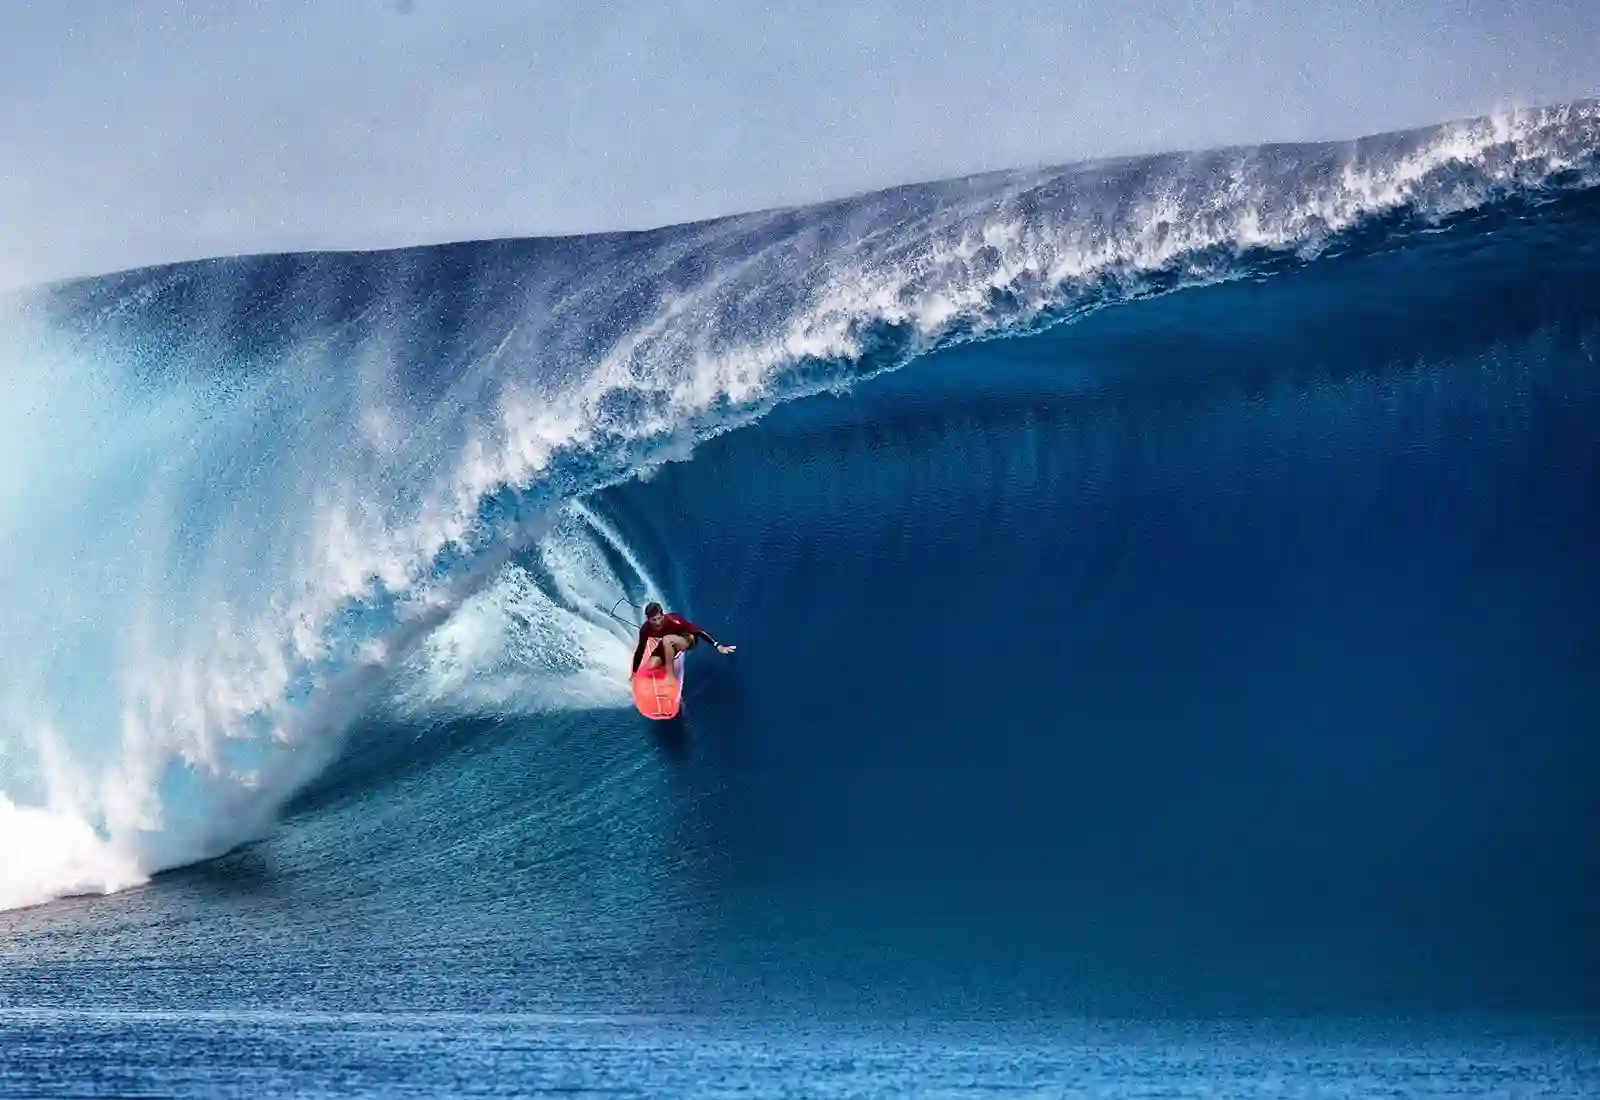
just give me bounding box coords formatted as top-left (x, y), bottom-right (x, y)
top-left (1, 100), bottom-right (1597, 914)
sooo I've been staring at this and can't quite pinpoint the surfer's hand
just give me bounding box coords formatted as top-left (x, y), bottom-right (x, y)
top-left (716, 644), bottom-right (736, 654)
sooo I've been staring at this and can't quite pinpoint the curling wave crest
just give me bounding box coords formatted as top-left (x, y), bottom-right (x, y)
top-left (0, 100), bottom-right (1596, 912)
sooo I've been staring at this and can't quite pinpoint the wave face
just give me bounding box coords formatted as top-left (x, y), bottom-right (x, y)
top-left (2, 102), bottom-right (1599, 1016)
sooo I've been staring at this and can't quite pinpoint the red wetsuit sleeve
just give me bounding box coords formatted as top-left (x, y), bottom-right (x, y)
top-left (664, 614), bottom-right (718, 645)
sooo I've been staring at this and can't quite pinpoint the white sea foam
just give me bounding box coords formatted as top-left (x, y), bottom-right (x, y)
top-left (385, 502), bottom-right (656, 717)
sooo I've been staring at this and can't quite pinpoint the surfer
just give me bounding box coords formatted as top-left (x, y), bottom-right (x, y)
top-left (631, 601), bottom-right (735, 681)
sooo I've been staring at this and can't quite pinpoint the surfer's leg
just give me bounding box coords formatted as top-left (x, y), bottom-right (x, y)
top-left (639, 637), bottom-right (665, 672)
top-left (660, 633), bottom-right (693, 679)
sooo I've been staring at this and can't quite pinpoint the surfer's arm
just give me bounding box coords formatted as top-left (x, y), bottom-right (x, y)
top-left (631, 625), bottom-right (650, 672)
top-left (683, 620), bottom-right (735, 653)
top-left (664, 614), bottom-right (735, 653)
top-left (665, 614), bottom-right (734, 653)
top-left (701, 631), bottom-right (736, 654)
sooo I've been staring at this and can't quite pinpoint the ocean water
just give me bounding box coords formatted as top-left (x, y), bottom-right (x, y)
top-left (2, 101), bottom-right (1598, 1095)
top-left (3, 1012), bottom-right (1598, 1098)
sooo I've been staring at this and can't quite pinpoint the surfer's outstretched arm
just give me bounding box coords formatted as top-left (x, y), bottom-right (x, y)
top-left (690, 625), bottom-right (736, 654)
top-left (666, 613), bottom-right (735, 655)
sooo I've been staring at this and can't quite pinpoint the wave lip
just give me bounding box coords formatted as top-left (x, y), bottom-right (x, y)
top-left (2, 100), bottom-right (1598, 913)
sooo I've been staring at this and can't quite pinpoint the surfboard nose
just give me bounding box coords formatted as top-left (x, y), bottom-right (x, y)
top-left (630, 641), bottom-right (684, 719)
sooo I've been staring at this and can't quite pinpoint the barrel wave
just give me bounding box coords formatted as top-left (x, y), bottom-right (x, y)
top-left (1, 101), bottom-right (1598, 1018)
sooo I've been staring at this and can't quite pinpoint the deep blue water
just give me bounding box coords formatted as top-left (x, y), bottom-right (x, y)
top-left (2, 102), bottom-right (1598, 1094)
top-left (4, 1012), bottom-right (1599, 1098)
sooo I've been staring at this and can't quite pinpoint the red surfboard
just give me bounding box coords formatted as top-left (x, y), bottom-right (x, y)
top-left (630, 637), bottom-right (685, 720)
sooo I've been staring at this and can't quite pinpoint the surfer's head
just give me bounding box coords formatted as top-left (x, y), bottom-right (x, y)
top-left (644, 601), bottom-right (665, 624)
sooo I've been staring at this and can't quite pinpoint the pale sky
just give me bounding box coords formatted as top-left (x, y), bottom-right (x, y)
top-left (1, 0), bottom-right (1595, 291)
